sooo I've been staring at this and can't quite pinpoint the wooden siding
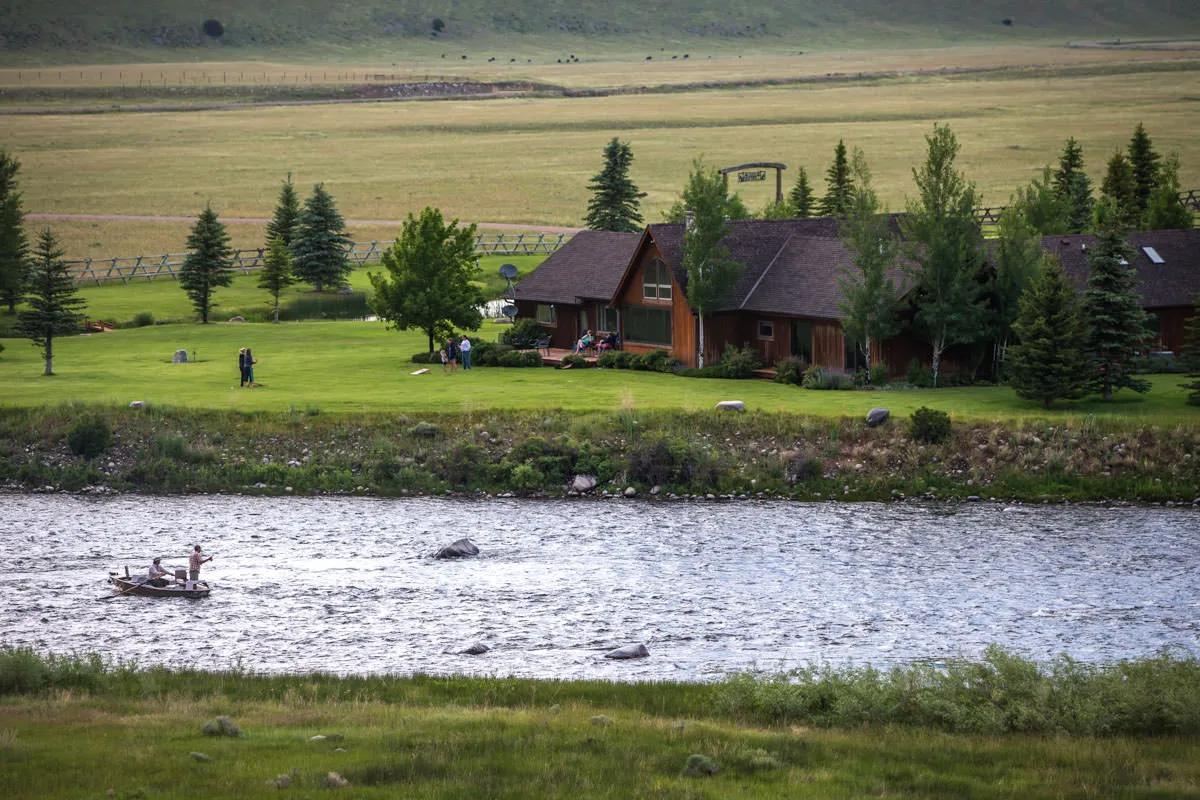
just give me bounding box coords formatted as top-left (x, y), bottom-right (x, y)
top-left (1152, 306), bottom-right (1194, 353)
top-left (618, 242), bottom-right (697, 366)
top-left (811, 321), bottom-right (845, 370)
top-left (514, 299), bottom-right (579, 350)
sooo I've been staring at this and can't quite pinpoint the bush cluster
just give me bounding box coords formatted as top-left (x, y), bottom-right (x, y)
top-left (559, 353), bottom-right (589, 369)
top-left (66, 416), bottom-right (112, 459)
top-left (909, 406), bottom-right (951, 444)
top-left (628, 435), bottom-right (716, 487)
top-left (132, 311), bottom-right (155, 327)
top-left (599, 349), bottom-right (676, 372)
top-left (802, 366), bottom-right (853, 390)
top-left (906, 359), bottom-right (935, 388)
top-left (773, 357), bottom-right (807, 386)
top-left (497, 350), bottom-right (542, 368)
top-left (498, 318), bottom-right (543, 349)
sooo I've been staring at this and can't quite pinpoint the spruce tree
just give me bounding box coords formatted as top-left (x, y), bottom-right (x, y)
top-left (1099, 151), bottom-right (1139, 230)
top-left (1053, 138), bottom-right (1093, 233)
top-left (292, 184), bottom-right (352, 292)
top-left (789, 166), bottom-right (814, 218)
top-left (265, 173), bottom-right (301, 248)
top-left (902, 124), bottom-right (987, 386)
top-left (1006, 257), bottom-right (1089, 408)
top-left (991, 204), bottom-right (1046, 377)
top-left (1144, 155), bottom-right (1193, 230)
top-left (17, 229), bottom-right (85, 376)
top-left (818, 140), bottom-right (853, 217)
top-left (179, 205), bottom-right (234, 324)
top-left (584, 138), bottom-right (644, 233)
top-left (0, 149), bottom-right (29, 314)
top-left (1127, 123), bottom-right (1160, 219)
top-left (1180, 296), bottom-right (1200, 406)
top-left (258, 236), bottom-right (294, 322)
top-left (838, 149), bottom-right (900, 371)
top-left (1082, 226), bottom-right (1151, 400)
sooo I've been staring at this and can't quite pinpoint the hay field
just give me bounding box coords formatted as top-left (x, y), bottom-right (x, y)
top-left (4, 54), bottom-right (1199, 256)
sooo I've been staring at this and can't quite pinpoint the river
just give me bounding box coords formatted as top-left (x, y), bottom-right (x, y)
top-left (1, 495), bottom-right (1196, 680)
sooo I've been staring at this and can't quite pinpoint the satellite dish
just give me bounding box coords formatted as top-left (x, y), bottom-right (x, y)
top-left (501, 304), bottom-right (519, 318)
top-left (498, 263), bottom-right (519, 280)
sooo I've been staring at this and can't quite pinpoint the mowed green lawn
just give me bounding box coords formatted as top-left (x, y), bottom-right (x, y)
top-left (1, 320), bottom-right (1196, 421)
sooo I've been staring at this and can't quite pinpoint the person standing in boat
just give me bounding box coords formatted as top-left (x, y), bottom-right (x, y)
top-left (189, 545), bottom-right (212, 583)
top-left (147, 557), bottom-right (170, 587)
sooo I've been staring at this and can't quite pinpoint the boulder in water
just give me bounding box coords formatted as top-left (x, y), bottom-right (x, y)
top-left (460, 642), bottom-right (490, 655)
top-left (604, 643), bottom-right (649, 660)
top-left (866, 408), bottom-right (890, 427)
top-left (435, 538), bottom-right (480, 559)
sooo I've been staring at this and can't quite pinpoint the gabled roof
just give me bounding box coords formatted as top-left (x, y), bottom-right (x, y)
top-left (513, 229), bottom-right (640, 305)
top-left (1040, 228), bottom-right (1200, 309)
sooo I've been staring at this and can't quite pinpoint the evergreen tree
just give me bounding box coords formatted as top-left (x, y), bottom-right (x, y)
top-left (818, 140), bottom-right (853, 217)
top-left (292, 184), bottom-right (352, 292)
top-left (17, 229), bottom-right (85, 376)
top-left (1012, 167), bottom-right (1068, 235)
top-left (179, 205), bottom-right (234, 324)
top-left (584, 138), bottom-right (644, 233)
top-left (265, 173), bottom-right (301, 248)
top-left (1127, 122), bottom-right (1160, 219)
top-left (902, 124), bottom-right (987, 386)
top-left (789, 166), bottom-right (814, 218)
top-left (838, 148), bottom-right (900, 371)
top-left (680, 160), bottom-right (743, 368)
top-left (1053, 138), bottom-right (1093, 234)
top-left (258, 236), bottom-right (294, 323)
top-left (1006, 256), bottom-right (1089, 408)
top-left (0, 149), bottom-right (29, 314)
top-left (991, 203), bottom-right (1046, 377)
top-left (1180, 295), bottom-right (1200, 406)
top-left (1082, 226), bottom-right (1151, 400)
top-left (1144, 154), bottom-right (1193, 230)
top-left (1100, 151), bottom-right (1139, 230)
top-left (369, 207), bottom-right (483, 355)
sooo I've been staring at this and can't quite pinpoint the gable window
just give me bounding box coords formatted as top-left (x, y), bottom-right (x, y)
top-left (535, 304), bottom-right (556, 326)
top-left (757, 320), bottom-right (775, 341)
top-left (624, 306), bottom-right (672, 345)
top-left (642, 259), bottom-right (673, 301)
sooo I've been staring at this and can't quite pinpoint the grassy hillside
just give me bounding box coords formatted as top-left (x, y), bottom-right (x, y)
top-left (3, 1), bottom-right (1199, 59)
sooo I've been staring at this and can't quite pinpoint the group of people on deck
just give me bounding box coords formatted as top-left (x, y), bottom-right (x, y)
top-left (439, 334), bottom-right (474, 372)
top-left (573, 330), bottom-right (618, 355)
top-left (146, 545), bottom-right (212, 588)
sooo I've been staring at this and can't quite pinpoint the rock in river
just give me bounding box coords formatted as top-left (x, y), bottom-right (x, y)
top-left (571, 474), bottom-right (598, 493)
top-left (866, 408), bottom-right (890, 427)
top-left (460, 642), bottom-right (490, 655)
top-left (435, 538), bottom-right (480, 559)
top-left (604, 643), bottom-right (649, 660)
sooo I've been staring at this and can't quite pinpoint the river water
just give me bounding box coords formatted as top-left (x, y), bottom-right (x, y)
top-left (0, 495), bottom-right (1196, 680)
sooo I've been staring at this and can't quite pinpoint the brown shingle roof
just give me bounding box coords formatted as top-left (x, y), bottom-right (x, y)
top-left (513, 230), bottom-right (641, 305)
top-left (1041, 229), bottom-right (1200, 309)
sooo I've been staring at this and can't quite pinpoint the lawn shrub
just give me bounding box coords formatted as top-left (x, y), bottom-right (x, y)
top-left (717, 344), bottom-right (762, 378)
top-left (597, 350), bottom-right (635, 369)
top-left (869, 363), bottom-right (890, 386)
top-left (497, 350), bottom-right (542, 367)
top-left (802, 366), bottom-right (853, 390)
top-left (411, 351), bottom-right (436, 364)
top-left (909, 406), bottom-right (951, 443)
top-left (132, 311), bottom-right (155, 327)
top-left (66, 416), bottom-right (112, 459)
top-left (559, 353), bottom-right (589, 369)
top-left (631, 349), bottom-right (675, 372)
top-left (628, 435), bottom-right (716, 487)
top-left (499, 318), bottom-right (543, 348)
top-left (475, 341), bottom-right (513, 366)
top-left (906, 359), bottom-right (935, 388)
top-left (774, 357), bottom-right (807, 385)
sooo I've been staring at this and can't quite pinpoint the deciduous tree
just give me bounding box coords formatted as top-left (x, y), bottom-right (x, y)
top-left (369, 207), bottom-right (483, 356)
top-left (1082, 226), bottom-right (1150, 400)
top-left (179, 205), bottom-right (234, 324)
top-left (902, 124), bottom-right (987, 386)
top-left (17, 229), bottom-right (85, 375)
top-left (838, 149), bottom-right (900, 372)
top-left (265, 173), bottom-right (301, 248)
top-left (818, 140), bottom-right (853, 217)
top-left (258, 236), bottom-right (294, 322)
top-left (292, 184), bottom-right (352, 292)
top-left (680, 160), bottom-right (743, 368)
top-left (1013, 167), bottom-right (1068, 235)
top-left (584, 138), bottom-right (645, 233)
top-left (789, 166), bottom-right (814, 218)
top-left (1006, 256), bottom-right (1089, 408)
top-left (990, 203), bottom-right (1046, 377)
top-left (0, 149), bottom-right (29, 314)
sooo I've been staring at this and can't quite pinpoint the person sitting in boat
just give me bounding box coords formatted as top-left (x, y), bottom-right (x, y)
top-left (147, 557), bottom-right (170, 587)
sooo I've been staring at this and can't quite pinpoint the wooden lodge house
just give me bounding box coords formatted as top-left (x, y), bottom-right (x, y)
top-left (513, 219), bottom-right (1200, 374)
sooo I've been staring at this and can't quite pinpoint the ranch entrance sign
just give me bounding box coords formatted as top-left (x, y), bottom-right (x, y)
top-left (719, 161), bottom-right (787, 205)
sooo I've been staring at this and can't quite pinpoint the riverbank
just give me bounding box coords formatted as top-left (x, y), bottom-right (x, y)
top-left (1, 405), bottom-right (1198, 503)
top-left (1, 649), bottom-right (1198, 799)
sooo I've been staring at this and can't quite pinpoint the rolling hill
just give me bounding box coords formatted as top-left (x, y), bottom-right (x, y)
top-left (3, 1), bottom-right (1199, 59)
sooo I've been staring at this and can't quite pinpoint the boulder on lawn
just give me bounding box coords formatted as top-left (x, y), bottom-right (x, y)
top-left (681, 754), bottom-right (719, 777)
top-left (604, 643), bottom-right (649, 660)
top-left (570, 474), bottom-right (598, 493)
top-left (228, 315), bottom-right (246, 323)
top-left (201, 716), bottom-right (241, 737)
top-left (714, 400), bottom-right (745, 412)
top-left (172, 349), bottom-right (188, 363)
top-left (865, 407), bottom-right (890, 428)
top-left (435, 538), bottom-right (480, 559)
top-left (129, 400), bottom-right (145, 409)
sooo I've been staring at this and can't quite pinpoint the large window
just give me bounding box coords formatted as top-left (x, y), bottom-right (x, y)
top-left (596, 304), bottom-right (618, 332)
top-left (624, 306), bottom-right (672, 345)
top-left (642, 259), bottom-right (673, 301)
top-left (535, 304), bottom-right (556, 326)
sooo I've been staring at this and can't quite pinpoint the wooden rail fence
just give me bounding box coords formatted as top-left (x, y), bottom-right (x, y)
top-left (67, 233), bottom-right (569, 285)
top-left (973, 188), bottom-right (1200, 225)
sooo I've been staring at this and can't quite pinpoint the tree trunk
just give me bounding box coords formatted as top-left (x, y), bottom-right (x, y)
top-left (931, 334), bottom-right (944, 388)
top-left (865, 335), bottom-right (874, 373)
top-left (697, 312), bottom-right (706, 369)
top-left (427, 329), bottom-right (435, 355)
top-left (273, 295), bottom-right (280, 323)
top-left (43, 337), bottom-right (53, 376)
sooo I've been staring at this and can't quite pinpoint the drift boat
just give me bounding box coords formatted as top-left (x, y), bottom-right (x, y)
top-left (107, 570), bottom-right (211, 599)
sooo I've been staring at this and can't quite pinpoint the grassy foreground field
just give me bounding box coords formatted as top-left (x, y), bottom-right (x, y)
top-left (1, 321), bottom-right (1197, 421)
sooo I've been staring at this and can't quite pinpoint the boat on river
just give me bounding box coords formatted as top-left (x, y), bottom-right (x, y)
top-left (107, 572), bottom-right (211, 599)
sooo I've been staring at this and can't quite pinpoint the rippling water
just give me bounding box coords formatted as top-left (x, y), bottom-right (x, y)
top-left (0, 495), bottom-right (1197, 680)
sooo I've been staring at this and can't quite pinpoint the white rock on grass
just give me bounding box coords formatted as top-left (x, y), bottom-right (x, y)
top-left (714, 400), bottom-right (745, 412)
